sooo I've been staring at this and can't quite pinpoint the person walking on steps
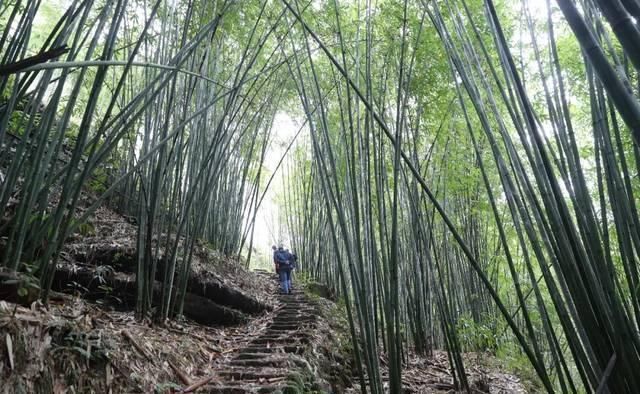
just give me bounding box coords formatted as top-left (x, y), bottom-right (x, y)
top-left (289, 250), bottom-right (298, 291)
top-left (274, 244), bottom-right (292, 294)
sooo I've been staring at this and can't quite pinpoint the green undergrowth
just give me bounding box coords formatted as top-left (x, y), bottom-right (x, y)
top-left (495, 345), bottom-right (545, 393)
top-left (455, 314), bottom-right (545, 392)
top-left (463, 342), bottom-right (544, 393)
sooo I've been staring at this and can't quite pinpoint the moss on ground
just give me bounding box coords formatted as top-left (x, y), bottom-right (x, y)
top-left (302, 282), bottom-right (357, 393)
top-left (306, 282), bottom-right (336, 301)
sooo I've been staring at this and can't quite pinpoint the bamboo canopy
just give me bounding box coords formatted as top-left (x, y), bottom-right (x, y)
top-left (2, 0), bottom-right (640, 392)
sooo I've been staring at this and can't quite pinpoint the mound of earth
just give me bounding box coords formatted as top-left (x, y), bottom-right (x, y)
top-left (1, 200), bottom-right (274, 327)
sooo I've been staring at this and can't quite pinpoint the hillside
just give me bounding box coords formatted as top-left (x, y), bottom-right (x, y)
top-left (3, 0), bottom-right (640, 392)
top-left (0, 205), bottom-right (530, 393)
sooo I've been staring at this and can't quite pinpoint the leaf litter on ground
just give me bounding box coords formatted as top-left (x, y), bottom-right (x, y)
top-left (0, 290), bottom-right (276, 393)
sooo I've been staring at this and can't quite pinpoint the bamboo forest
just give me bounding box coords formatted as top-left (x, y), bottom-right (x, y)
top-left (1, 0), bottom-right (640, 392)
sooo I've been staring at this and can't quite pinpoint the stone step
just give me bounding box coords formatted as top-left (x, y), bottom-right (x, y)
top-left (249, 338), bottom-right (287, 345)
top-left (271, 318), bottom-right (315, 325)
top-left (254, 335), bottom-right (290, 342)
top-left (250, 336), bottom-right (310, 346)
top-left (273, 315), bottom-right (315, 321)
top-left (276, 306), bottom-right (313, 311)
top-left (231, 356), bottom-right (313, 371)
top-left (199, 387), bottom-right (249, 394)
top-left (204, 383), bottom-right (305, 394)
top-left (275, 311), bottom-right (316, 316)
top-left (264, 326), bottom-right (305, 332)
top-left (275, 306), bottom-right (314, 312)
top-left (273, 309), bottom-right (314, 315)
top-left (259, 331), bottom-right (309, 338)
top-left (216, 367), bottom-right (287, 381)
top-left (203, 384), bottom-right (284, 393)
top-left (228, 358), bottom-right (293, 368)
top-left (267, 322), bottom-right (306, 328)
top-left (273, 313), bottom-right (315, 319)
top-left (234, 352), bottom-right (273, 360)
top-left (240, 345), bottom-right (306, 355)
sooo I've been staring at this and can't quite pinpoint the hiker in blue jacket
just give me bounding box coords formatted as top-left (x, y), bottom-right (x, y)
top-left (274, 244), bottom-right (292, 294)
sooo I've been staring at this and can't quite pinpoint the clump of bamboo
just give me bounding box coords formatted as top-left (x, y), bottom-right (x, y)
top-left (0, 0), bottom-right (285, 322)
top-left (278, 0), bottom-right (640, 392)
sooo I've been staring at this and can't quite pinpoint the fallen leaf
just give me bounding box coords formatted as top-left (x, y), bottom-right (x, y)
top-left (106, 363), bottom-right (112, 387)
top-left (6, 332), bottom-right (14, 370)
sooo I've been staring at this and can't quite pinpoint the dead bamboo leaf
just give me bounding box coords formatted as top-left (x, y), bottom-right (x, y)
top-left (121, 330), bottom-right (154, 363)
top-left (106, 362), bottom-right (112, 387)
top-left (6, 333), bottom-right (14, 370)
top-left (168, 359), bottom-right (192, 386)
top-left (182, 374), bottom-right (217, 393)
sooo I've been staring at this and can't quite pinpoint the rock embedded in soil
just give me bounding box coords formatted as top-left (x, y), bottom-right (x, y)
top-left (50, 263), bottom-right (248, 326)
top-left (61, 241), bottom-right (269, 316)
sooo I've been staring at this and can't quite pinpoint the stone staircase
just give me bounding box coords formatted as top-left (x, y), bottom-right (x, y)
top-left (203, 287), bottom-right (322, 393)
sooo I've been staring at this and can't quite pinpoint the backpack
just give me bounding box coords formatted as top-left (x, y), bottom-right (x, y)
top-left (275, 250), bottom-right (291, 267)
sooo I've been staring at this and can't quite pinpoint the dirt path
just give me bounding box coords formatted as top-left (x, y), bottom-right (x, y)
top-left (203, 286), bottom-right (323, 393)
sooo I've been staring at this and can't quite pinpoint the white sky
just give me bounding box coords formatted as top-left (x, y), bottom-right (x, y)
top-left (248, 111), bottom-right (305, 269)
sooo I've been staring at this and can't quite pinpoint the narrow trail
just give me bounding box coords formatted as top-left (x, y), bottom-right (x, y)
top-left (205, 279), bottom-right (321, 393)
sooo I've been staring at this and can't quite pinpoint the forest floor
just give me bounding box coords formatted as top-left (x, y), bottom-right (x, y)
top-left (0, 203), bottom-right (532, 393)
